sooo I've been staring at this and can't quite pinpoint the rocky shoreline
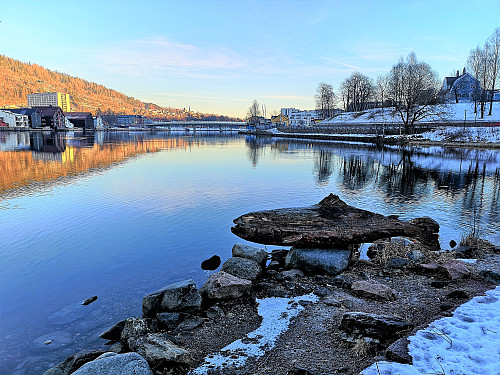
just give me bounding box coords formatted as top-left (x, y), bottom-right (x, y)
top-left (43, 199), bottom-right (500, 375)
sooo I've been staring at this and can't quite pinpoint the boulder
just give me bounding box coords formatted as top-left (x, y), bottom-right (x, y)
top-left (142, 279), bottom-right (201, 318)
top-left (267, 260), bottom-right (281, 271)
top-left (281, 269), bottom-right (304, 282)
top-left (205, 305), bottom-right (225, 320)
top-left (351, 281), bottom-right (396, 301)
top-left (99, 319), bottom-right (127, 341)
top-left (221, 257), bottom-right (262, 281)
top-left (201, 255), bottom-right (221, 271)
top-left (156, 312), bottom-right (190, 331)
top-left (385, 337), bottom-right (413, 364)
top-left (232, 243), bottom-right (268, 266)
top-left (340, 312), bottom-right (413, 342)
top-left (285, 247), bottom-right (350, 275)
top-left (418, 262), bottom-right (440, 275)
top-left (71, 352), bottom-right (153, 375)
top-left (127, 333), bottom-right (193, 368)
top-left (439, 261), bottom-right (470, 280)
top-left (386, 257), bottom-right (410, 269)
top-left (452, 246), bottom-right (475, 259)
top-left (199, 271), bottom-right (252, 300)
top-left (479, 270), bottom-right (500, 285)
top-left (42, 350), bottom-right (106, 375)
top-left (332, 274), bottom-right (353, 289)
top-left (231, 194), bottom-right (440, 249)
top-left (173, 316), bottom-right (204, 332)
top-left (406, 249), bottom-right (425, 262)
top-left (121, 318), bottom-right (151, 342)
top-left (271, 248), bottom-right (289, 265)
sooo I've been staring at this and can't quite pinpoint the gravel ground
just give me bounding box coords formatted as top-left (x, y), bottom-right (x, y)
top-left (180, 248), bottom-right (499, 375)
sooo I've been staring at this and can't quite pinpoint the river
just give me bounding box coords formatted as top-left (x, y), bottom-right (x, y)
top-left (0, 130), bottom-right (499, 374)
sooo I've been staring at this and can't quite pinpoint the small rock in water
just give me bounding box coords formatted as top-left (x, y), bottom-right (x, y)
top-left (201, 255), bottom-right (221, 271)
top-left (449, 240), bottom-right (457, 248)
top-left (82, 296), bottom-right (98, 306)
top-left (44, 340), bottom-right (53, 345)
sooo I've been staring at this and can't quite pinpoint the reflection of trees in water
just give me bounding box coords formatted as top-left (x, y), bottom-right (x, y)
top-left (245, 136), bottom-right (266, 167)
top-left (340, 155), bottom-right (374, 190)
top-left (313, 150), bottom-right (333, 185)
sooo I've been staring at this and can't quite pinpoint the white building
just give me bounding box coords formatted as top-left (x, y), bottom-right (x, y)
top-left (0, 110), bottom-right (29, 128)
top-left (281, 108), bottom-right (321, 127)
top-left (27, 92), bottom-right (71, 112)
top-left (94, 116), bottom-right (104, 129)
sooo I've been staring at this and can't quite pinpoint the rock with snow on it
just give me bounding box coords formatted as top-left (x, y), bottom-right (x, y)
top-left (71, 352), bottom-right (153, 375)
top-left (385, 337), bottom-right (413, 364)
top-left (221, 257), bottom-right (262, 281)
top-left (232, 243), bottom-right (268, 266)
top-left (142, 279), bottom-right (201, 318)
top-left (99, 319), bottom-right (127, 341)
top-left (127, 333), bottom-right (193, 367)
top-left (199, 271), bottom-right (252, 300)
top-left (439, 260), bottom-right (470, 280)
top-left (340, 312), bottom-right (413, 342)
top-left (351, 281), bottom-right (396, 302)
top-left (479, 270), bottom-right (500, 285)
top-left (281, 269), bottom-right (304, 282)
top-left (285, 247), bottom-right (350, 275)
top-left (120, 318), bottom-right (151, 342)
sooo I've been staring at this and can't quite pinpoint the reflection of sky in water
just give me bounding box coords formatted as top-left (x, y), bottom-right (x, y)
top-left (0, 131), bottom-right (499, 374)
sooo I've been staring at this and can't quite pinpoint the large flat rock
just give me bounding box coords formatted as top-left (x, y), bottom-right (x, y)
top-left (231, 194), bottom-right (440, 249)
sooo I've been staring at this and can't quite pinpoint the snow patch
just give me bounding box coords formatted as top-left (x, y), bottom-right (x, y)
top-left (189, 293), bottom-right (319, 374)
top-left (361, 286), bottom-right (500, 375)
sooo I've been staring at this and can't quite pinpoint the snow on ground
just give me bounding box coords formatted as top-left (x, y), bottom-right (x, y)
top-left (320, 102), bottom-right (500, 125)
top-left (189, 293), bottom-right (319, 375)
top-left (361, 285), bottom-right (500, 375)
top-left (418, 126), bottom-right (500, 143)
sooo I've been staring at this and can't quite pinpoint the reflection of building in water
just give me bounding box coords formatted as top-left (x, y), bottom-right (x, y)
top-left (0, 137), bottom-right (197, 194)
top-left (0, 132), bottom-right (31, 151)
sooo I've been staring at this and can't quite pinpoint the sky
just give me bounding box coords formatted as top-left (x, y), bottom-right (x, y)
top-left (0, 0), bottom-right (499, 118)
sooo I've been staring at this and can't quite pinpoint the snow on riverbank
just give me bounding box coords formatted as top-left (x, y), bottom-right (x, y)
top-left (190, 293), bottom-right (319, 374)
top-left (361, 285), bottom-right (500, 375)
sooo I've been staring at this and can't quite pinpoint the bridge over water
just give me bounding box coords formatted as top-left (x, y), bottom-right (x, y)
top-left (151, 121), bottom-right (247, 130)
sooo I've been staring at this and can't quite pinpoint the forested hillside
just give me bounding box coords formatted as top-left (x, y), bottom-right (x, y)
top-left (0, 55), bottom-right (236, 120)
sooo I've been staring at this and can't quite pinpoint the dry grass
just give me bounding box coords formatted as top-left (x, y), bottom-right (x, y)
top-left (352, 338), bottom-right (372, 357)
top-left (459, 232), bottom-right (493, 250)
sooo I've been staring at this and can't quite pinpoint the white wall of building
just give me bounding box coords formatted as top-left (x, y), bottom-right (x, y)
top-left (280, 108), bottom-right (320, 126)
top-left (0, 110), bottom-right (29, 128)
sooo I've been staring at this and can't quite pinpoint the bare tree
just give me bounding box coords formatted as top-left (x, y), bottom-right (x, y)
top-left (467, 46), bottom-right (484, 114)
top-left (315, 82), bottom-right (336, 119)
top-left (487, 28), bottom-right (500, 115)
top-left (387, 52), bottom-right (445, 133)
top-left (247, 99), bottom-right (262, 127)
top-left (468, 44), bottom-right (492, 118)
top-left (340, 72), bottom-right (374, 112)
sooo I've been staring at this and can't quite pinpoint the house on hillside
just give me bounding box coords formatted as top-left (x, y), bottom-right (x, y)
top-left (8, 108), bottom-right (42, 128)
top-left (34, 106), bottom-right (66, 129)
top-left (441, 68), bottom-right (481, 103)
top-left (65, 112), bottom-right (94, 130)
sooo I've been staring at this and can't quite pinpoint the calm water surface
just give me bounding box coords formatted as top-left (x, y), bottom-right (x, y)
top-left (0, 131), bottom-right (499, 374)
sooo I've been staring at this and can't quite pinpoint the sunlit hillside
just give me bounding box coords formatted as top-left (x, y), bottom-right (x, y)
top-left (0, 55), bottom-right (238, 121)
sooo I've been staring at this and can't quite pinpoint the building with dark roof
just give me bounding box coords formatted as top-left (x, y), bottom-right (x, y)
top-left (34, 106), bottom-right (66, 129)
top-left (65, 112), bottom-right (94, 130)
top-left (8, 108), bottom-right (42, 128)
top-left (441, 68), bottom-right (481, 103)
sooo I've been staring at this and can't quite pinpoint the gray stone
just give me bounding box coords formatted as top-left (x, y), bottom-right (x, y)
top-left (385, 337), bottom-right (413, 364)
top-left (200, 271), bottom-right (252, 300)
top-left (386, 257), bottom-right (410, 269)
top-left (439, 261), bottom-right (470, 280)
top-left (99, 319), bottom-right (127, 341)
top-left (128, 333), bottom-right (193, 367)
top-left (453, 246), bottom-right (475, 259)
top-left (406, 249), bottom-right (425, 262)
top-left (142, 279), bottom-right (201, 317)
top-left (480, 270), bottom-right (500, 285)
top-left (221, 257), bottom-right (262, 281)
top-left (121, 318), bottom-right (151, 342)
top-left (340, 312), bottom-right (413, 342)
top-left (232, 243), bottom-right (268, 266)
top-left (322, 296), bottom-right (341, 307)
top-left (156, 312), bottom-right (190, 331)
top-left (313, 286), bottom-right (330, 297)
top-left (332, 274), bottom-right (352, 289)
top-left (285, 247), bottom-right (350, 275)
top-left (205, 305), bottom-right (225, 320)
top-left (351, 281), bottom-right (396, 301)
top-left (173, 316), bottom-right (204, 332)
top-left (267, 260), bottom-right (281, 271)
top-left (42, 350), bottom-right (106, 375)
top-left (109, 342), bottom-right (126, 353)
top-left (281, 269), bottom-right (304, 282)
top-left (71, 352), bottom-right (153, 375)
top-left (271, 248), bottom-right (289, 265)
top-left (267, 288), bottom-right (289, 297)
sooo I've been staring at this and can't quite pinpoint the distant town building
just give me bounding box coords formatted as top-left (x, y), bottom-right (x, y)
top-left (65, 112), bottom-right (94, 130)
top-left (34, 106), bottom-right (66, 129)
top-left (27, 92), bottom-right (71, 112)
top-left (281, 108), bottom-right (321, 126)
top-left (118, 115), bottom-right (144, 127)
top-left (94, 116), bottom-right (104, 129)
top-left (271, 113), bottom-right (289, 127)
top-left (0, 110), bottom-right (29, 128)
top-left (8, 108), bottom-right (42, 128)
top-left (441, 68), bottom-right (481, 103)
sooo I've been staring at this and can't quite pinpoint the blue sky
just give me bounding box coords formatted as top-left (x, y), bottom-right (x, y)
top-left (1, 0), bottom-right (499, 117)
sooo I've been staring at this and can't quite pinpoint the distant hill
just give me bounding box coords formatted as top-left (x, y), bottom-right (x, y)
top-left (0, 55), bottom-right (239, 121)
